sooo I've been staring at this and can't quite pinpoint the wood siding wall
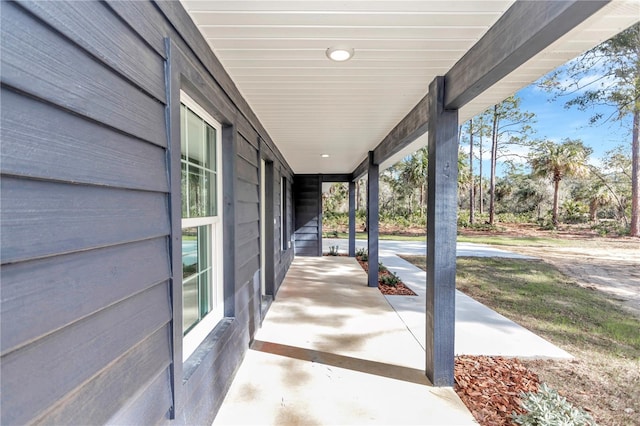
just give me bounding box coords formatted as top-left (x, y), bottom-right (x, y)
top-left (0, 1), bottom-right (294, 424)
top-left (293, 175), bottom-right (323, 256)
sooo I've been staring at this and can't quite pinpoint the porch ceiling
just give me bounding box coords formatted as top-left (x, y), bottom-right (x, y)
top-left (180, 0), bottom-right (639, 175)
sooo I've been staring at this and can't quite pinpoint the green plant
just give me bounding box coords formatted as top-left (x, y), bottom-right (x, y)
top-left (378, 262), bottom-right (387, 273)
top-left (512, 383), bottom-right (596, 426)
top-left (379, 272), bottom-right (401, 287)
top-left (562, 200), bottom-right (589, 224)
top-left (355, 247), bottom-right (368, 261)
top-left (328, 245), bottom-right (339, 256)
top-left (591, 220), bottom-right (629, 237)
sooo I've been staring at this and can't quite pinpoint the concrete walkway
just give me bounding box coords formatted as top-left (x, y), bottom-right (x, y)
top-left (323, 239), bottom-right (572, 359)
top-left (214, 257), bottom-right (477, 425)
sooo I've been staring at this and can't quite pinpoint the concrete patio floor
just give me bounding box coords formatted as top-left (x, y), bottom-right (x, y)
top-left (213, 256), bottom-right (477, 425)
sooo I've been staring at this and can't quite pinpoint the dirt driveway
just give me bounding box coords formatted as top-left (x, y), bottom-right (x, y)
top-left (509, 240), bottom-right (640, 317)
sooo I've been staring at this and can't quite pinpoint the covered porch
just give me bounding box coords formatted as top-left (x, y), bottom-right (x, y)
top-left (180, 0), bottom-right (638, 387)
top-left (213, 256), bottom-right (476, 425)
top-left (214, 246), bottom-right (576, 424)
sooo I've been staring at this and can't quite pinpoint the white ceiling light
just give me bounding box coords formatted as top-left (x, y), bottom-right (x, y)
top-left (321, 154), bottom-right (330, 158)
top-left (326, 46), bottom-right (354, 62)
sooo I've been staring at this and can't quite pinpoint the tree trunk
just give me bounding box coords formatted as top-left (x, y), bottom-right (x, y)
top-left (479, 127), bottom-right (484, 215)
top-left (489, 105), bottom-right (499, 225)
top-left (469, 120), bottom-right (475, 224)
top-left (630, 105), bottom-right (639, 237)
top-left (553, 179), bottom-right (560, 226)
top-left (589, 199), bottom-right (598, 222)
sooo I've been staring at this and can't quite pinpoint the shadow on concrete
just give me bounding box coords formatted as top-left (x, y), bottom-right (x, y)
top-left (251, 339), bottom-right (431, 386)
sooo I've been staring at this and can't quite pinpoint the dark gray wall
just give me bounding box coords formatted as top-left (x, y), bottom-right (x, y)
top-left (293, 175), bottom-right (323, 256)
top-left (0, 1), bottom-right (294, 424)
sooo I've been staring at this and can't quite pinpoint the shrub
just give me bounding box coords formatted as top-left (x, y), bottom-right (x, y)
top-left (355, 247), bottom-right (368, 261)
top-left (591, 220), bottom-right (629, 237)
top-left (562, 200), bottom-right (589, 224)
top-left (378, 262), bottom-right (387, 273)
top-left (496, 212), bottom-right (535, 224)
top-left (379, 272), bottom-right (401, 287)
top-left (328, 245), bottom-right (339, 256)
top-left (512, 383), bottom-right (596, 426)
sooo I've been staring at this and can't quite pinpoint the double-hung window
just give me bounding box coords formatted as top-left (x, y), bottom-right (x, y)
top-left (180, 92), bottom-right (223, 361)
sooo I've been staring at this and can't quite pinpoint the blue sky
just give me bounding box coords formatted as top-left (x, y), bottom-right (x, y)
top-left (475, 81), bottom-right (633, 179)
top-left (516, 84), bottom-right (632, 161)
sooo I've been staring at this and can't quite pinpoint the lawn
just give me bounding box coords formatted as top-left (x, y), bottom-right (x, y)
top-left (400, 255), bottom-right (640, 425)
top-left (324, 232), bottom-right (570, 246)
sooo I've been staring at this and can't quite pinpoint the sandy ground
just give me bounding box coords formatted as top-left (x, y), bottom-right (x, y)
top-left (508, 240), bottom-right (640, 317)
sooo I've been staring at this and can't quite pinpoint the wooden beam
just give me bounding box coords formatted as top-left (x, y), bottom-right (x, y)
top-left (321, 174), bottom-right (353, 182)
top-left (444, 0), bottom-right (609, 109)
top-left (351, 94), bottom-right (429, 180)
top-left (373, 93), bottom-right (429, 165)
top-left (349, 1), bottom-right (607, 180)
top-left (425, 76), bottom-right (458, 387)
top-left (352, 157), bottom-right (368, 181)
top-left (366, 152), bottom-right (379, 288)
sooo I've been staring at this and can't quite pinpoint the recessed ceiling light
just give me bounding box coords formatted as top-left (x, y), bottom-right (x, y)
top-left (326, 46), bottom-right (354, 62)
top-left (321, 154), bottom-right (330, 158)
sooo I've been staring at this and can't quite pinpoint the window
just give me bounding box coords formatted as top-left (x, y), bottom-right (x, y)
top-left (180, 92), bottom-right (223, 361)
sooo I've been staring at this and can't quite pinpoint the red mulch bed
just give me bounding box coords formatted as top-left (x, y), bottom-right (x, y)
top-left (455, 355), bottom-right (540, 425)
top-left (355, 257), bottom-right (417, 296)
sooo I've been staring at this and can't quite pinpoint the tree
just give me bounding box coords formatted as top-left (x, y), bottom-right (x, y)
top-left (460, 119), bottom-right (476, 223)
top-left (494, 165), bottom-right (549, 219)
top-left (540, 23), bottom-right (639, 236)
top-left (529, 139), bottom-right (591, 226)
top-left (476, 115), bottom-right (491, 214)
top-left (398, 147), bottom-right (429, 216)
top-left (484, 96), bottom-right (536, 225)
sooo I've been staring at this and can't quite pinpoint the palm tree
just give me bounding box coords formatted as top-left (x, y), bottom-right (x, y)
top-left (399, 148), bottom-right (428, 216)
top-left (529, 139), bottom-right (591, 226)
top-left (585, 181), bottom-right (615, 222)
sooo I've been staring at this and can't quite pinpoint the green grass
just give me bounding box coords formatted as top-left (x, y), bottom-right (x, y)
top-left (455, 234), bottom-right (570, 247)
top-left (400, 255), bottom-right (640, 359)
top-left (325, 232), bottom-right (426, 241)
top-left (324, 232), bottom-right (569, 246)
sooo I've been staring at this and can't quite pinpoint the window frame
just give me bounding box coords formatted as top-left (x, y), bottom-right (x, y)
top-left (180, 90), bottom-right (224, 361)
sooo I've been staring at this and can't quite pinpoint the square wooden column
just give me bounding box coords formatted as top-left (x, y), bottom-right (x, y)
top-left (366, 152), bottom-right (379, 287)
top-left (348, 180), bottom-right (356, 257)
top-left (426, 76), bottom-right (458, 386)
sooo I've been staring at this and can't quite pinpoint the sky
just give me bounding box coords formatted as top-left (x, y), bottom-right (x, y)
top-left (516, 84), bottom-right (631, 160)
top-left (475, 79), bottom-right (633, 179)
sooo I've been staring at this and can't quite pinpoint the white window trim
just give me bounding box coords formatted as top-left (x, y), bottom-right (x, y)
top-left (180, 91), bottom-right (224, 361)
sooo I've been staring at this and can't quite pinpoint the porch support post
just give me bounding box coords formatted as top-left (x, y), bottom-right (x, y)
top-left (348, 180), bottom-right (356, 257)
top-left (426, 76), bottom-right (458, 386)
top-left (367, 151), bottom-right (379, 287)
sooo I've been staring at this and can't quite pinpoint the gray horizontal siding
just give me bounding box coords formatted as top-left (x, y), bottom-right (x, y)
top-left (1, 0), bottom-right (295, 424)
top-left (0, 1), bottom-right (165, 146)
top-left (108, 367), bottom-right (173, 425)
top-left (18, 0), bottom-right (167, 103)
top-left (39, 326), bottom-right (172, 425)
top-left (237, 218), bottom-right (260, 246)
top-left (1, 238), bottom-right (170, 355)
top-left (1, 2), bottom-right (174, 424)
top-left (1, 283), bottom-right (171, 425)
top-left (294, 175), bottom-right (322, 256)
top-left (0, 89), bottom-right (169, 192)
top-left (0, 177), bottom-right (170, 264)
top-left (237, 156), bottom-right (260, 186)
